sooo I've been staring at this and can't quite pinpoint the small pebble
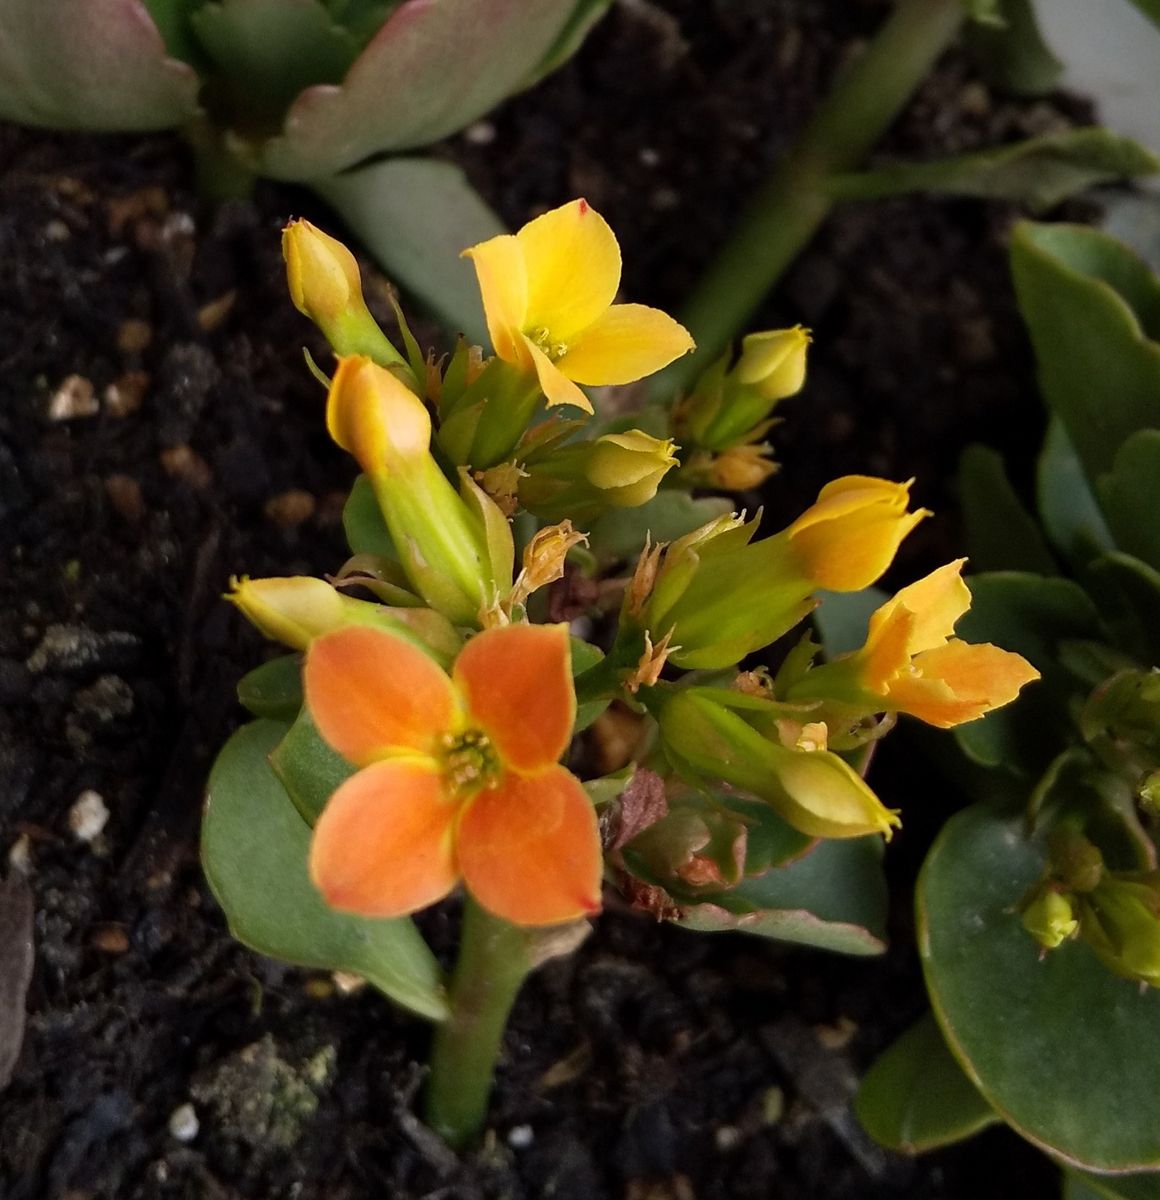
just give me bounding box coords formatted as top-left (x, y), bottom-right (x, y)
top-left (160, 445), bottom-right (212, 489)
top-left (464, 120), bottom-right (496, 145)
top-left (117, 319), bottom-right (152, 355)
top-left (8, 834), bottom-right (32, 875)
top-left (331, 970), bottom-right (366, 994)
top-left (92, 924), bottom-right (130, 954)
top-left (714, 1125), bottom-right (741, 1151)
top-left (68, 790), bottom-right (110, 843)
top-left (44, 219), bottom-right (70, 242)
top-left (264, 489), bottom-right (316, 530)
top-left (47, 375), bottom-right (98, 421)
top-left (507, 1124), bottom-right (534, 1149)
top-left (104, 371), bottom-right (148, 417)
top-left (104, 475), bottom-right (144, 524)
top-left (168, 1103), bottom-right (200, 1143)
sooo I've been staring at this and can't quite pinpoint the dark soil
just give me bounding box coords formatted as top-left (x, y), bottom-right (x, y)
top-left (0, 1), bottom-right (1097, 1196)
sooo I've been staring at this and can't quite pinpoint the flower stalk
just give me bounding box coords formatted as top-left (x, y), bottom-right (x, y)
top-left (424, 899), bottom-right (534, 1149)
top-left (655, 0), bottom-right (965, 394)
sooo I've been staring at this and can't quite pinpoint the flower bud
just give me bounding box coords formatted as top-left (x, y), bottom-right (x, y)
top-left (519, 429), bottom-right (678, 522)
top-left (1082, 875), bottom-right (1160, 988)
top-left (282, 220), bottom-right (406, 367)
top-left (704, 444), bottom-right (778, 490)
top-left (655, 689), bottom-right (900, 840)
top-left (327, 356), bottom-right (496, 625)
top-left (1020, 887), bottom-right (1079, 950)
top-left (227, 575), bottom-right (461, 664)
top-left (786, 475), bottom-right (928, 591)
top-left (586, 431), bottom-right (679, 507)
top-left (736, 326), bottom-right (811, 401)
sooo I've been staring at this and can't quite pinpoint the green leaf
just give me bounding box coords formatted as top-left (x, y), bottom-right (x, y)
top-left (812, 585), bottom-right (889, 658)
top-left (1038, 417), bottom-right (1115, 570)
top-left (586, 492), bottom-right (734, 564)
top-left (191, 0), bottom-right (358, 120)
top-left (953, 572), bottom-right (1100, 774)
top-left (1066, 1169), bottom-right (1160, 1200)
top-left (829, 130), bottom-right (1160, 212)
top-left (203, 721), bottom-right (449, 1022)
top-left (0, 0), bottom-right (201, 130)
top-left (679, 836), bottom-right (888, 956)
top-left (237, 654), bottom-right (303, 720)
top-left (260, 0), bottom-right (584, 177)
top-left (1086, 552), bottom-right (1160, 666)
top-left (964, 0), bottom-right (1063, 96)
top-left (314, 158), bottom-right (503, 343)
top-left (919, 801), bottom-right (1160, 1170)
top-left (1011, 221), bottom-right (1160, 483)
top-left (959, 444), bottom-right (1057, 574)
top-left (1124, 0), bottom-right (1160, 31)
top-left (269, 706), bottom-right (356, 825)
top-left (1098, 430), bottom-right (1160, 573)
top-left (524, 0), bottom-right (613, 86)
top-left (343, 474), bottom-right (397, 558)
top-left (855, 1012), bottom-right (999, 1153)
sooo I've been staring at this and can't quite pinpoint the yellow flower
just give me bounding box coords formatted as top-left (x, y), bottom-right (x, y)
top-left (462, 199), bottom-right (694, 414)
top-left (823, 560), bottom-right (1041, 728)
top-left (786, 475), bottom-right (928, 591)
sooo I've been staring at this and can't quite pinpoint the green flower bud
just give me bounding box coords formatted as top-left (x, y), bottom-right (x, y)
top-left (1020, 887), bottom-right (1079, 950)
top-left (1082, 875), bottom-right (1160, 988)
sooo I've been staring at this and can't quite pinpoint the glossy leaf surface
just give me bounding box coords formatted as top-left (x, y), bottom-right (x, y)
top-left (237, 653), bottom-right (303, 720)
top-left (203, 720), bottom-right (449, 1021)
top-left (920, 802), bottom-right (1160, 1170)
top-left (261, 0), bottom-right (582, 178)
top-left (856, 1011), bottom-right (998, 1153)
top-left (0, 0), bottom-right (200, 130)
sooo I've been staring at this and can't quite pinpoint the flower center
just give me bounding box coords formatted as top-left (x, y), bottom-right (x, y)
top-left (438, 728), bottom-right (499, 795)
top-left (527, 326), bottom-right (569, 362)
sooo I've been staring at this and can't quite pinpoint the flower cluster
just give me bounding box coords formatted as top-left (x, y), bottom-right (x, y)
top-left (219, 199), bottom-right (1041, 934)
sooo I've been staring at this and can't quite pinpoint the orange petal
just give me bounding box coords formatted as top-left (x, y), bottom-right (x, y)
top-left (457, 766), bottom-right (602, 925)
top-left (517, 199), bottom-right (620, 343)
top-left (305, 626), bottom-right (457, 766)
top-left (888, 639), bottom-right (1041, 728)
top-left (461, 232), bottom-right (528, 363)
top-left (522, 333), bottom-right (594, 412)
top-left (454, 623), bottom-right (576, 773)
top-left (559, 303), bottom-right (694, 386)
top-left (309, 758), bottom-right (458, 918)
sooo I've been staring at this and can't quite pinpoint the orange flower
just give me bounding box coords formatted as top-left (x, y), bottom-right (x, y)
top-left (305, 623), bottom-right (602, 926)
top-left (462, 199), bottom-right (694, 413)
top-left (794, 560), bottom-right (1041, 728)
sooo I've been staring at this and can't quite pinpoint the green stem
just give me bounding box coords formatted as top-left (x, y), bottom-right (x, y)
top-left (424, 899), bottom-right (533, 1149)
top-left (653, 0), bottom-right (965, 397)
top-left (182, 118), bottom-right (258, 204)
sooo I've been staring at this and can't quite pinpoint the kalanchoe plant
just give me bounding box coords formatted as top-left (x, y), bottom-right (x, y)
top-left (854, 221), bottom-right (1160, 1195)
top-left (203, 198), bottom-right (1038, 1148)
top-left (0, 0), bottom-right (608, 334)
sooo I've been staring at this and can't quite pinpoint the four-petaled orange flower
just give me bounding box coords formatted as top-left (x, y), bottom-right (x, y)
top-left (463, 198), bottom-right (694, 414)
top-left (305, 622), bottom-right (602, 926)
top-left (847, 559), bottom-right (1040, 727)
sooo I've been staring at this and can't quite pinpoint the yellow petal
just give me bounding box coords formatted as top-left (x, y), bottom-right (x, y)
top-left (522, 334), bottom-right (594, 412)
top-left (558, 303), bottom-right (695, 386)
top-left (866, 560), bottom-right (971, 660)
top-left (326, 356), bottom-right (432, 475)
top-left (517, 199), bottom-right (621, 342)
top-left (462, 232), bottom-right (528, 363)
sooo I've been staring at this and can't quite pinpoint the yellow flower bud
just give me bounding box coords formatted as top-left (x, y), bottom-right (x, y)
top-left (283, 219), bottom-right (362, 325)
top-left (227, 575), bottom-right (461, 664)
top-left (230, 576), bottom-right (347, 649)
top-left (786, 475), bottom-right (929, 591)
top-left (327, 355), bottom-right (432, 478)
top-left (586, 431), bottom-right (679, 507)
top-left (282, 220), bottom-right (406, 367)
top-left (736, 326), bottom-right (811, 401)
